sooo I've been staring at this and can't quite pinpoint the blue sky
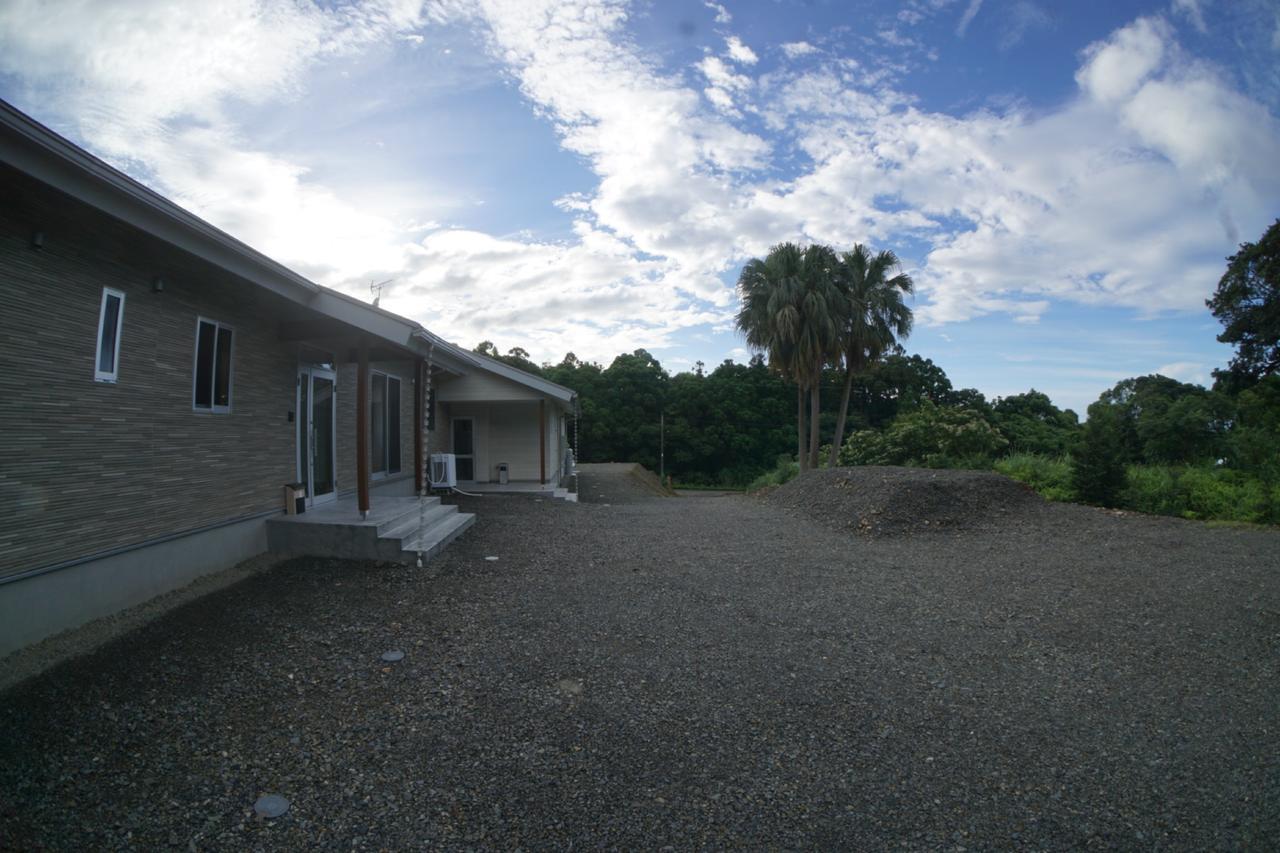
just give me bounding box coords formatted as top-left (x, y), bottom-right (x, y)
top-left (2, 0), bottom-right (1278, 414)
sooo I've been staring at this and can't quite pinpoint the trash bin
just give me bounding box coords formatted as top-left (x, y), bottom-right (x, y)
top-left (284, 482), bottom-right (306, 515)
top-left (496, 463), bottom-right (509, 485)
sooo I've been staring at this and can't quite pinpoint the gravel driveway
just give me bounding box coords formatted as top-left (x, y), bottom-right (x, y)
top-left (1, 468), bottom-right (1277, 849)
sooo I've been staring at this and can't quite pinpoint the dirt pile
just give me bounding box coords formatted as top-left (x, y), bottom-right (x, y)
top-left (764, 466), bottom-right (1046, 537)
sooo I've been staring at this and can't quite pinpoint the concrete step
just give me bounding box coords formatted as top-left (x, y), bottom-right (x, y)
top-left (400, 512), bottom-right (476, 563)
top-left (371, 496), bottom-right (441, 536)
top-left (266, 496), bottom-right (459, 562)
top-left (375, 503), bottom-right (460, 560)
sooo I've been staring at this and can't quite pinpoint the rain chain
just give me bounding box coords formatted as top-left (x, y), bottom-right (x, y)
top-left (416, 342), bottom-right (434, 568)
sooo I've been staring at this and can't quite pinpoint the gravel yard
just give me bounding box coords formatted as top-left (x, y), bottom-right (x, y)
top-left (1, 467), bottom-right (1277, 849)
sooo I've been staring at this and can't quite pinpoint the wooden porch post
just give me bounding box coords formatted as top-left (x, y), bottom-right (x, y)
top-left (539, 398), bottom-right (546, 485)
top-left (414, 358), bottom-right (425, 495)
top-left (356, 338), bottom-right (371, 517)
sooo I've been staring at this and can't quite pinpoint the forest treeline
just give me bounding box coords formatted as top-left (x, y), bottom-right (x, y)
top-left (475, 219), bottom-right (1279, 524)
top-left (477, 340), bottom-right (1279, 522)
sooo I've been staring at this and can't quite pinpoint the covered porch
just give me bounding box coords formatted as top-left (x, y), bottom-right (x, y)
top-left (432, 351), bottom-right (577, 489)
top-left (271, 295), bottom-right (477, 562)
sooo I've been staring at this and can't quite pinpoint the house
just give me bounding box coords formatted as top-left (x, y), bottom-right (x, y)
top-left (432, 345), bottom-right (576, 488)
top-left (0, 100), bottom-right (576, 657)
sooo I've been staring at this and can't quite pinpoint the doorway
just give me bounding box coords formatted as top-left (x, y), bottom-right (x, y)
top-left (297, 365), bottom-right (337, 506)
top-left (451, 417), bottom-right (475, 481)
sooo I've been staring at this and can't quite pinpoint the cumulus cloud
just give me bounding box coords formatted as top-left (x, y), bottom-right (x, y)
top-left (725, 36), bottom-right (758, 65)
top-left (1076, 16), bottom-right (1169, 104)
top-left (781, 41), bottom-right (817, 59)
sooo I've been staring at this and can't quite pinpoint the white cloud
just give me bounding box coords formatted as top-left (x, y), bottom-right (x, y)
top-left (781, 41), bottom-right (817, 59)
top-left (725, 36), bottom-right (758, 65)
top-left (1000, 1), bottom-right (1053, 50)
top-left (1156, 361), bottom-right (1210, 385)
top-left (1075, 16), bottom-right (1169, 104)
top-left (704, 2), bottom-right (730, 25)
top-left (957, 0), bottom-right (984, 36)
top-left (1172, 0), bottom-right (1208, 34)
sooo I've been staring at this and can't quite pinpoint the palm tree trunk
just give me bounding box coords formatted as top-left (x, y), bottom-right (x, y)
top-left (808, 367), bottom-right (822, 470)
top-left (828, 366), bottom-right (855, 467)
top-left (796, 384), bottom-right (808, 471)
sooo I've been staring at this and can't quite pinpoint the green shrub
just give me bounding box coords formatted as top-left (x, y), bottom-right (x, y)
top-left (747, 457), bottom-right (800, 490)
top-left (995, 453), bottom-right (1075, 501)
top-left (1120, 465), bottom-right (1179, 516)
top-left (839, 401), bottom-right (1007, 467)
top-left (1121, 465), bottom-right (1274, 523)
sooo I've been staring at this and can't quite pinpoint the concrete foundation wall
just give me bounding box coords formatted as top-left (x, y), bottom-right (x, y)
top-left (0, 513), bottom-right (271, 657)
top-left (0, 475), bottom-right (421, 657)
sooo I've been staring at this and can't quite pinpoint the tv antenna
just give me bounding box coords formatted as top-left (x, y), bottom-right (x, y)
top-left (370, 278), bottom-right (394, 307)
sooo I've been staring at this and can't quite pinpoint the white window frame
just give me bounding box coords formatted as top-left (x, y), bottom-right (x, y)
top-left (94, 287), bottom-right (125, 383)
top-left (370, 370), bottom-right (402, 478)
top-left (192, 316), bottom-right (235, 413)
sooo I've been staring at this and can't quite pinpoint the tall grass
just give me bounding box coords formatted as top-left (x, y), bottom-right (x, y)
top-left (747, 457), bottom-right (800, 490)
top-left (994, 453), bottom-right (1075, 502)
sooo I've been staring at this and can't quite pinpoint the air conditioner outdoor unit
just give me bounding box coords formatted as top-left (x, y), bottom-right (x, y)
top-left (429, 452), bottom-right (457, 489)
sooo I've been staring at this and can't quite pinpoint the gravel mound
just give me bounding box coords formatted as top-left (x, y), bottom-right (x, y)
top-left (576, 463), bottom-right (675, 503)
top-left (765, 465), bottom-right (1046, 537)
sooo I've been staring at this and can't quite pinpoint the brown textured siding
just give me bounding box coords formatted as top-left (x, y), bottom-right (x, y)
top-left (1, 165), bottom-right (303, 579)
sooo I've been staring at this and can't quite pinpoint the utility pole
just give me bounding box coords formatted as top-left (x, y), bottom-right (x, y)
top-left (659, 410), bottom-right (665, 481)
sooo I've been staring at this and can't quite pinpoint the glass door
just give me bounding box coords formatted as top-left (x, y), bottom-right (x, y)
top-left (297, 366), bottom-right (337, 506)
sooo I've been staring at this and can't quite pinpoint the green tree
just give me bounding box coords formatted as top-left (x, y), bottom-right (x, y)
top-left (471, 341), bottom-right (545, 376)
top-left (992, 389), bottom-right (1080, 456)
top-left (1224, 374), bottom-right (1280, 483)
top-left (1208, 219), bottom-right (1280, 388)
top-left (827, 245), bottom-right (914, 466)
top-left (1072, 403), bottom-right (1128, 507)
top-left (1094, 375), bottom-right (1228, 465)
top-left (855, 350), bottom-right (956, 428)
top-left (592, 349), bottom-right (668, 469)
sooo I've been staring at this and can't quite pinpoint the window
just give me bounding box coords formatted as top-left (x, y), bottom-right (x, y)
top-left (94, 288), bottom-right (125, 382)
top-left (193, 318), bottom-right (234, 412)
top-left (371, 371), bottom-right (401, 475)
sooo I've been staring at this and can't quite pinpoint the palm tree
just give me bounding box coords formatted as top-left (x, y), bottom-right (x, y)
top-left (736, 243), bottom-right (843, 470)
top-left (827, 245), bottom-right (914, 466)
top-left (794, 244), bottom-right (843, 469)
top-left (737, 243), bottom-right (806, 466)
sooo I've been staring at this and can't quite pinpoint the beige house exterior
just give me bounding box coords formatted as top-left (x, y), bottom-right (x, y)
top-left (433, 350), bottom-right (575, 486)
top-left (0, 98), bottom-right (575, 657)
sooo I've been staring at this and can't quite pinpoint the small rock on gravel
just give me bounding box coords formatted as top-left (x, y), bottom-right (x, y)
top-left (253, 795), bottom-right (289, 819)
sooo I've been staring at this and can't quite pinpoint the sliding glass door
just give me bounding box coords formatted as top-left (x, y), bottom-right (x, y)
top-left (297, 366), bottom-right (337, 505)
